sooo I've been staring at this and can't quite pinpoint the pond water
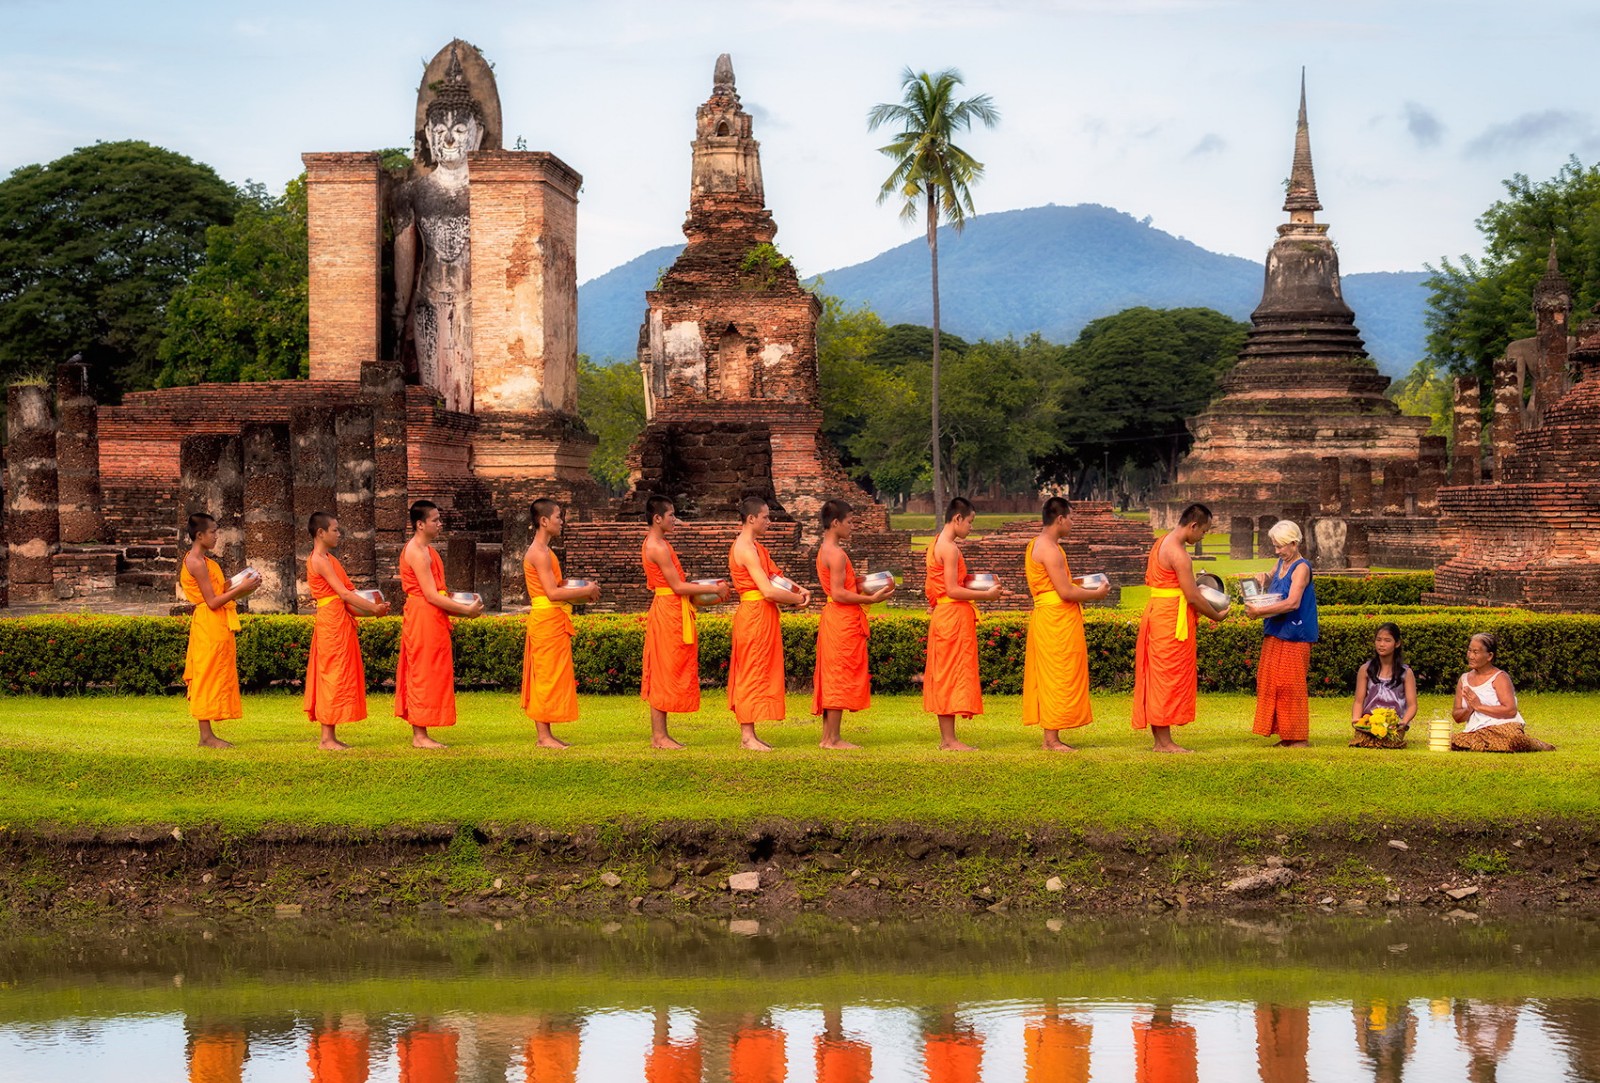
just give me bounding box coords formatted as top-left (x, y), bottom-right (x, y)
top-left (2, 915), bottom-right (1598, 1081)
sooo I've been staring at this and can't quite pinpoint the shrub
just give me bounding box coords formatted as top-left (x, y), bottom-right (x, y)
top-left (1, 605), bottom-right (1597, 697)
top-left (1225, 571), bottom-right (1435, 607)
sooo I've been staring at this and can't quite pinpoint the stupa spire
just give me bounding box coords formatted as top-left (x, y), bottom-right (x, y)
top-left (1284, 69), bottom-right (1322, 220)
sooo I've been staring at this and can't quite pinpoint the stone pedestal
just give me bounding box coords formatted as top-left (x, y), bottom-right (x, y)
top-left (474, 544), bottom-right (503, 611)
top-left (1345, 521), bottom-right (1371, 569)
top-left (303, 153), bottom-right (384, 383)
top-left (54, 362), bottom-right (103, 545)
top-left (1229, 516), bottom-right (1254, 559)
top-left (5, 385), bottom-right (59, 603)
top-left (444, 537), bottom-right (477, 594)
top-left (241, 423), bottom-right (296, 612)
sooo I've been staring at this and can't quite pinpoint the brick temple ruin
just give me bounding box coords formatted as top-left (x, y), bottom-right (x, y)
top-left (1, 40), bottom-right (600, 612)
top-left (555, 55), bottom-right (914, 610)
top-left (1152, 77), bottom-right (1449, 570)
top-left (1428, 248), bottom-right (1600, 611)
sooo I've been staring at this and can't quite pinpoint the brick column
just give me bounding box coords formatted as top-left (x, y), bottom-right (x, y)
top-left (361, 362), bottom-right (408, 548)
top-left (178, 434), bottom-right (245, 580)
top-left (1381, 462), bottom-right (1409, 516)
top-left (1348, 458), bottom-right (1373, 515)
top-left (241, 423), bottom-right (296, 612)
top-left (1345, 522), bottom-right (1371, 569)
top-left (499, 492), bottom-right (533, 608)
top-left (1256, 514), bottom-right (1276, 558)
top-left (1491, 353), bottom-right (1522, 481)
top-left (474, 544), bottom-right (503, 612)
top-left (1451, 376), bottom-right (1482, 485)
top-left (1416, 436), bottom-right (1447, 511)
top-left (5, 385), bottom-right (59, 603)
top-left (302, 152), bottom-right (383, 382)
top-left (444, 536), bottom-right (477, 594)
top-left (1318, 457), bottom-right (1343, 515)
top-left (1229, 516), bottom-right (1254, 559)
top-left (54, 361), bottom-right (103, 544)
top-left (291, 407), bottom-right (337, 608)
top-left (335, 406), bottom-right (377, 586)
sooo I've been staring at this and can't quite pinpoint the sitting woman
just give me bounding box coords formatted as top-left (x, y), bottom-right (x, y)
top-left (1451, 632), bottom-right (1555, 752)
top-left (1351, 622), bottom-right (1417, 746)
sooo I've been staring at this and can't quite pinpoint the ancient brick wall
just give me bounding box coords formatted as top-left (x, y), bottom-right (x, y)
top-left (957, 503), bottom-right (1152, 611)
top-left (303, 153), bottom-right (384, 383)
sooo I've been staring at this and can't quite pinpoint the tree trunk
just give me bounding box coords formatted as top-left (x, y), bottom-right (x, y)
top-left (927, 186), bottom-right (944, 516)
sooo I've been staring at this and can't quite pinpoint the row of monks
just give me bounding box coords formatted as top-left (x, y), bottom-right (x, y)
top-left (180, 999), bottom-right (1537, 1083)
top-left (178, 495), bottom-right (1224, 753)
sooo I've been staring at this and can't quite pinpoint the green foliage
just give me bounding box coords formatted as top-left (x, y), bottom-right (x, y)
top-left (1220, 572), bottom-right (1435, 608)
top-left (1388, 358), bottom-right (1454, 438)
top-left (0, 141), bottom-right (239, 396)
top-left (1458, 849), bottom-right (1512, 876)
top-left (868, 68), bottom-right (999, 232)
top-left (1425, 156), bottom-right (1600, 385)
top-left (156, 177), bottom-right (310, 386)
top-left (6, 604), bottom-right (1599, 698)
top-left (738, 242), bottom-right (792, 289)
top-left (576, 356), bottom-right (646, 495)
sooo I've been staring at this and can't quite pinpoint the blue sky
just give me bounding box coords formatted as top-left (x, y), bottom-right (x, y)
top-left (4, 0), bottom-right (1596, 283)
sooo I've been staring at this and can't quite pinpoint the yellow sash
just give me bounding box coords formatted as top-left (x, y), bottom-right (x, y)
top-left (936, 595), bottom-right (981, 621)
top-left (1150, 586), bottom-right (1190, 641)
top-left (739, 590), bottom-right (765, 602)
top-left (529, 596), bottom-right (574, 615)
top-left (223, 601), bottom-right (241, 633)
top-left (654, 586), bottom-right (696, 645)
top-left (316, 595), bottom-right (338, 608)
top-left (1032, 590), bottom-right (1064, 607)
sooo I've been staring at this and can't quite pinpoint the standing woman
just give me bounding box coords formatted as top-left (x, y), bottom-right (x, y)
top-left (1244, 520), bottom-right (1318, 747)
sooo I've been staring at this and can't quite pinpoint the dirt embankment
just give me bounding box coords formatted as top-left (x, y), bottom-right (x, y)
top-left (2, 820), bottom-right (1597, 922)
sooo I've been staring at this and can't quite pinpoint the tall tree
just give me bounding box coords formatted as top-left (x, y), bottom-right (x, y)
top-left (576, 356), bottom-right (646, 496)
top-left (868, 68), bottom-right (998, 512)
top-left (0, 140), bottom-right (238, 397)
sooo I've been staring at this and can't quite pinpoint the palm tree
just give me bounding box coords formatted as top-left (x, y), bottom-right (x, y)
top-left (868, 68), bottom-right (998, 514)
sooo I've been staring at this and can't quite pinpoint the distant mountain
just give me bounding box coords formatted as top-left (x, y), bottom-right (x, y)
top-left (576, 205), bottom-right (1430, 378)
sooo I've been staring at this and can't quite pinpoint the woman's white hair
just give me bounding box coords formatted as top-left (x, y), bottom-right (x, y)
top-left (1268, 519), bottom-right (1303, 547)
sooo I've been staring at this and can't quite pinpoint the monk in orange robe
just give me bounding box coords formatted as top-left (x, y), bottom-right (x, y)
top-left (395, 500), bottom-right (483, 749)
top-left (180, 512), bottom-right (258, 748)
top-left (187, 1024), bottom-right (248, 1083)
top-left (924, 498), bottom-right (1001, 751)
top-left (1131, 503), bottom-right (1224, 753)
top-left (645, 1008), bottom-right (702, 1083)
top-left (730, 1021), bottom-right (787, 1083)
top-left (304, 512), bottom-right (389, 750)
top-left (816, 1007), bottom-right (871, 1083)
top-left (1133, 1010), bottom-right (1198, 1083)
top-left (729, 496), bottom-right (809, 751)
top-left (524, 1017), bottom-right (582, 1083)
top-left (1255, 1004), bottom-right (1309, 1083)
top-left (924, 1013), bottom-right (983, 1083)
top-left (1026, 1006), bottom-right (1091, 1083)
top-left (813, 499), bottom-right (894, 749)
top-left (641, 495), bottom-right (728, 749)
top-left (522, 499), bottom-right (600, 750)
top-left (398, 1027), bottom-right (458, 1083)
top-left (308, 1024), bottom-right (370, 1083)
top-left (1022, 498), bottom-right (1110, 751)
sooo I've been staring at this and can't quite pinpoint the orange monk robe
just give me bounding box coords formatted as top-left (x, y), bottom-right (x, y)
top-left (1131, 542), bottom-right (1198, 730)
top-left (398, 1029), bottom-right (459, 1083)
top-left (645, 1039), bottom-right (703, 1083)
top-left (641, 542), bottom-right (701, 714)
top-left (729, 542), bottom-right (788, 724)
top-left (308, 1028), bottom-right (370, 1083)
top-left (1133, 1018), bottom-right (1199, 1083)
top-left (1255, 1005), bottom-right (1309, 1083)
top-left (189, 1029), bottom-right (247, 1083)
top-left (730, 1027), bottom-right (787, 1083)
top-left (815, 1035), bottom-right (872, 1083)
top-left (813, 552), bottom-right (871, 715)
top-left (524, 1028), bottom-right (581, 1083)
top-left (923, 546), bottom-right (983, 718)
top-left (394, 547), bottom-right (456, 728)
top-left (924, 1031), bottom-right (983, 1083)
top-left (1025, 1016), bottom-right (1090, 1083)
top-left (1021, 541), bottom-right (1093, 731)
top-left (181, 560), bottom-right (242, 722)
top-left (304, 555), bottom-right (368, 725)
top-left (521, 552), bottom-right (579, 724)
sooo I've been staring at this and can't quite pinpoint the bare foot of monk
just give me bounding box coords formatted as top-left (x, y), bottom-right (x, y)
top-left (411, 726), bottom-right (448, 750)
top-left (939, 739), bottom-right (978, 752)
top-left (820, 739), bottom-right (861, 750)
top-left (1150, 725), bottom-right (1193, 754)
top-left (739, 723), bottom-right (775, 751)
top-left (1041, 733), bottom-right (1076, 752)
top-left (318, 737), bottom-right (352, 751)
top-left (535, 723), bottom-right (570, 750)
top-left (651, 735), bottom-right (687, 750)
top-left (197, 722), bottom-right (233, 749)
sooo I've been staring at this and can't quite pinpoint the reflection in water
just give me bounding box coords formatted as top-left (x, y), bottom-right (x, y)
top-left (3, 918), bottom-right (1598, 1082)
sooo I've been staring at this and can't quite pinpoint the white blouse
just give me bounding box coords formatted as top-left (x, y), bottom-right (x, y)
top-left (1461, 670), bottom-right (1525, 732)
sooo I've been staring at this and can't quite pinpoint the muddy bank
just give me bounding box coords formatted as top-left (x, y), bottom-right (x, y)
top-left (2, 819), bottom-right (1598, 922)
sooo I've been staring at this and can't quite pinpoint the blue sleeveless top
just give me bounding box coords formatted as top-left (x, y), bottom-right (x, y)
top-left (1264, 558), bottom-right (1318, 643)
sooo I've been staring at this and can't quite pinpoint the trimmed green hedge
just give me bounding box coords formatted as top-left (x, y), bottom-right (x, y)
top-left (1219, 571), bottom-right (1435, 607)
top-left (3, 605), bottom-right (1598, 698)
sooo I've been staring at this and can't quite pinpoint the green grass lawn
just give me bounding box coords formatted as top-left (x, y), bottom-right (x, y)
top-left (2, 691), bottom-right (1595, 834)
